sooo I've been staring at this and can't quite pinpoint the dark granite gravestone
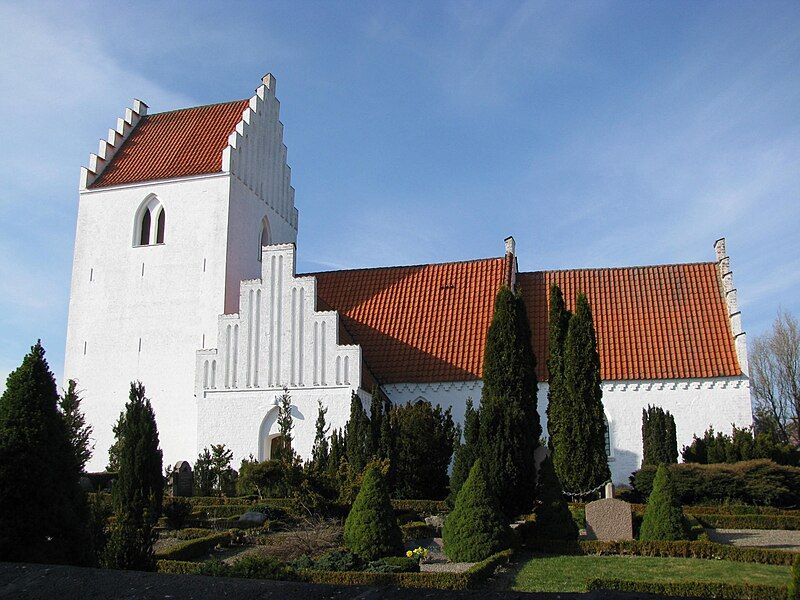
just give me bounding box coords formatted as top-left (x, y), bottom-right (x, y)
top-left (170, 460), bottom-right (194, 497)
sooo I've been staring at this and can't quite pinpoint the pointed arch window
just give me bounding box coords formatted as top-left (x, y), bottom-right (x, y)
top-left (135, 196), bottom-right (166, 247)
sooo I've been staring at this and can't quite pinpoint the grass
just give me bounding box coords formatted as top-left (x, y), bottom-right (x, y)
top-left (512, 554), bottom-right (791, 593)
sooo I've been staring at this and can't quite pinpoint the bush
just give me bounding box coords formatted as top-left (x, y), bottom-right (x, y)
top-left (159, 527), bottom-right (217, 540)
top-left (531, 455), bottom-right (579, 540)
top-left (632, 460), bottom-right (800, 507)
top-left (343, 464), bottom-right (403, 560)
top-left (587, 578), bottom-right (785, 599)
top-left (154, 531), bottom-right (231, 561)
top-left (157, 559), bottom-right (201, 574)
top-left (163, 497), bottom-right (192, 529)
top-left (309, 549), bottom-right (362, 572)
top-left (390, 499), bottom-right (448, 514)
top-left (683, 425), bottom-right (800, 466)
top-left (237, 459), bottom-right (301, 498)
top-left (365, 556), bottom-right (420, 573)
top-left (694, 514), bottom-right (800, 530)
top-left (639, 465), bottom-right (688, 541)
top-left (227, 554), bottom-right (293, 579)
top-left (443, 460), bottom-right (510, 562)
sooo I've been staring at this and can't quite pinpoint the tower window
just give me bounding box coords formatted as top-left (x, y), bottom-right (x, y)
top-left (135, 195), bottom-right (166, 247)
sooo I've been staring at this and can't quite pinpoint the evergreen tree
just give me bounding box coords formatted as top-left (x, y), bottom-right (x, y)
top-left (344, 392), bottom-right (371, 474)
top-left (209, 444), bottom-right (235, 496)
top-left (0, 341), bottom-right (92, 565)
top-left (106, 412), bottom-right (124, 471)
top-left (531, 455), bottom-right (578, 540)
top-left (642, 406), bottom-right (678, 466)
top-left (369, 387), bottom-right (383, 452)
top-left (478, 286), bottom-right (541, 518)
top-left (311, 400), bottom-right (330, 472)
top-left (194, 447), bottom-right (214, 496)
top-left (273, 388), bottom-right (296, 464)
top-left (104, 381), bottom-right (163, 570)
top-left (378, 395), bottom-right (394, 461)
top-left (58, 379), bottom-right (93, 472)
top-left (447, 397), bottom-right (480, 508)
top-left (442, 460), bottom-right (510, 562)
top-left (546, 284), bottom-right (571, 451)
top-left (639, 464), bottom-right (688, 541)
top-left (391, 399), bottom-right (457, 499)
top-left (553, 293), bottom-right (611, 494)
top-left (327, 428), bottom-right (343, 480)
top-left (343, 463), bottom-right (403, 560)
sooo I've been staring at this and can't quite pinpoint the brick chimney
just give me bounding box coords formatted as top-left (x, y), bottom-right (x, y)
top-left (504, 236), bottom-right (517, 289)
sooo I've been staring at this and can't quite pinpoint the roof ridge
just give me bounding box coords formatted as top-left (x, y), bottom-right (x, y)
top-left (149, 98), bottom-right (249, 117)
top-left (521, 260), bottom-right (716, 275)
top-left (301, 255), bottom-right (505, 277)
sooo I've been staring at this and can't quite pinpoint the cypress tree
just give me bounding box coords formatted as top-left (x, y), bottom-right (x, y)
top-left (327, 429), bottom-right (343, 480)
top-left (642, 406), bottom-right (678, 466)
top-left (553, 293), bottom-right (610, 494)
top-left (639, 464), bottom-right (688, 541)
top-left (58, 379), bottom-right (93, 472)
top-left (274, 388), bottom-right (296, 464)
top-left (0, 342), bottom-right (92, 565)
top-left (343, 463), bottom-right (403, 560)
top-left (546, 284), bottom-right (571, 450)
top-left (104, 381), bottom-right (163, 570)
top-left (532, 455), bottom-right (579, 540)
top-left (378, 395), bottom-right (394, 461)
top-left (344, 392), bottom-right (371, 474)
top-left (478, 286), bottom-right (541, 518)
top-left (369, 387), bottom-right (383, 452)
top-left (442, 460), bottom-right (510, 562)
top-left (311, 400), bottom-right (330, 472)
top-left (447, 397), bottom-right (480, 508)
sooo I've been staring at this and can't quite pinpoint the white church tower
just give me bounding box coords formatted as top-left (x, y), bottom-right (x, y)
top-left (64, 75), bottom-right (298, 471)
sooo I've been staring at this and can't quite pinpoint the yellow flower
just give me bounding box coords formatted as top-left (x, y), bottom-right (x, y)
top-left (406, 550), bottom-right (413, 558)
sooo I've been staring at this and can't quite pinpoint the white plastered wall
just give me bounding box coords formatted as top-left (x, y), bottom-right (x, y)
top-left (195, 244), bottom-right (362, 466)
top-left (65, 174), bottom-right (231, 472)
top-left (384, 377), bottom-right (752, 485)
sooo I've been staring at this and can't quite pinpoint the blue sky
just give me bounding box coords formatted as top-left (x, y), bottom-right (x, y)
top-left (1, 0), bottom-right (799, 389)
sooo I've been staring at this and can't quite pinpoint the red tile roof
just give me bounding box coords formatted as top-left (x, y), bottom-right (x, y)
top-left (311, 259), bottom-right (741, 385)
top-left (519, 264), bottom-right (741, 382)
top-left (90, 100), bottom-right (249, 188)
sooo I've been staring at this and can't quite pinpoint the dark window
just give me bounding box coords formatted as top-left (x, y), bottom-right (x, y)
top-left (140, 209), bottom-right (151, 245)
top-left (156, 208), bottom-right (165, 244)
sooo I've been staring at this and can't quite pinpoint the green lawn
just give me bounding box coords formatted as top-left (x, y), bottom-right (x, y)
top-left (512, 554), bottom-right (791, 593)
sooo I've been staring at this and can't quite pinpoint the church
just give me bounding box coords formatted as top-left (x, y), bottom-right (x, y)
top-left (64, 74), bottom-right (753, 483)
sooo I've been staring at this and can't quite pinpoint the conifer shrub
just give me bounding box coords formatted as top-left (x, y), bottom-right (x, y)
top-left (442, 460), bottom-right (510, 562)
top-left (343, 463), bottom-right (403, 560)
top-left (639, 464), bottom-right (688, 541)
top-left (531, 455), bottom-right (579, 540)
top-left (447, 398), bottom-right (479, 508)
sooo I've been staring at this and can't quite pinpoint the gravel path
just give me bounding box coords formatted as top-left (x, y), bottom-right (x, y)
top-left (706, 528), bottom-right (800, 551)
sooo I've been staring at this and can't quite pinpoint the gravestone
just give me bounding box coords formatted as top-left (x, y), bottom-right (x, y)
top-left (585, 498), bottom-right (633, 541)
top-left (171, 460), bottom-right (194, 497)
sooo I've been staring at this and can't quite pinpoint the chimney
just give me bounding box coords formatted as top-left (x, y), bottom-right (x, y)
top-left (504, 236), bottom-right (517, 289)
top-left (714, 237), bottom-right (748, 375)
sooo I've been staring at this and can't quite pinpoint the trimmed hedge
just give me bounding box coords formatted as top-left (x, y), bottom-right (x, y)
top-left (185, 496), bottom-right (257, 507)
top-left (401, 521), bottom-right (436, 541)
top-left (154, 531), bottom-right (232, 561)
top-left (587, 578), bottom-right (786, 599)
top-left (694, 514), bottom-right (800, 531)
top-left (684, 505), bottom-right (800, 517)
top-left (192, 504), bottom-right (253, 518)
top-left (299, 548), bottom-right (513, 590)
top-left (159, 527), bottom-right (216, 540)
top-left (525, 539), bottom-right (797, 566)
top-left (158, 549), bottom-right (513, 590)
top-left (632, 460), bottom-right (800, 507)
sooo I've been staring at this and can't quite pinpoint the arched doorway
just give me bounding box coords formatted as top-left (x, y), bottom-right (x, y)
top-left (258, 407), bottom-right (289, 461)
